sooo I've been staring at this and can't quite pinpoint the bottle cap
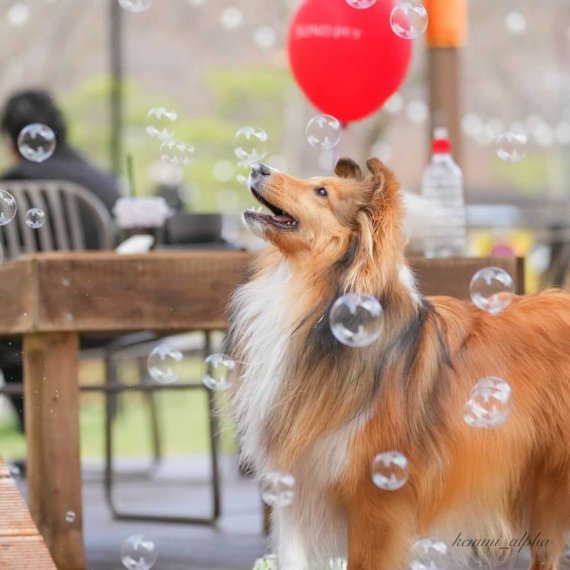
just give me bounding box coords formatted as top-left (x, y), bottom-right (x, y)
top-left (432, 127), bottom-right (452, 154)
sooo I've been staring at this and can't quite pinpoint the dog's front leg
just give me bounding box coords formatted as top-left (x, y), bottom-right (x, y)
top-left (346, 493), bottom-right (414, 570)
top-left (273, 506), bottom-right (310, 570)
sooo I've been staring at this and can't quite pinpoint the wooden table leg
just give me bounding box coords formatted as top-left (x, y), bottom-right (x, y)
top-left (24, 332), bottom-right (84, 570)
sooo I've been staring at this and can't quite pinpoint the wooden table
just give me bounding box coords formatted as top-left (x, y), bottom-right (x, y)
top-left (0, 252), bottom-right (523, 569)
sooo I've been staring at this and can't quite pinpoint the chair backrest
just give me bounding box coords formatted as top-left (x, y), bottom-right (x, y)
top-left (0, 180), bottom-right (114, 261)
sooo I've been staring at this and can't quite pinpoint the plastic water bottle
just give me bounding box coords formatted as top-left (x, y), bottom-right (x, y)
top-left (421, 128), bottom-right (467, 258)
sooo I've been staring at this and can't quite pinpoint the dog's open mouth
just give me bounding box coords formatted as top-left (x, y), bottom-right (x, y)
top-left (244, 188), bottom-right (298, 230)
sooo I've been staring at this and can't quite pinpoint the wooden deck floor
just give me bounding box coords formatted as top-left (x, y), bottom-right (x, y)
top-left (11, 455), bottom-right (534, 570)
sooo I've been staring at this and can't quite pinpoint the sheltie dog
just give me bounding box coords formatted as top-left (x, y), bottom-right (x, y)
top-left (226, 158), bottom-right (570, 570)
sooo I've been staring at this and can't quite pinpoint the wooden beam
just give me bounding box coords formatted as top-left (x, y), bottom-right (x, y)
top-left (0, 251), bottom-right (252, 335)
top-left (428, 48), bottom-right (463, 166)
top-left (32, 251), bottom-right (251, 333)
top-left (24, 332), bottom-right (84, 569)
top-left (425, 0), bottom-right (468, 166)
top-left (0, 252), bottom-right (526, 337)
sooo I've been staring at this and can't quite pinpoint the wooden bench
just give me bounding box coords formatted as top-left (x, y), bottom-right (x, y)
top-left (0, 456), bottom-right (56, 569)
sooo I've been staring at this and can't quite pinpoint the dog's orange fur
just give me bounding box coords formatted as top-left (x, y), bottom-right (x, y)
top-left (228, 158), bottom-right (570, 569)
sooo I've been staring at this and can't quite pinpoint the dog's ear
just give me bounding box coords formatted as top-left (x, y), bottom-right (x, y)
top-left (335, 158), bottom-right (363, 180)
top-left (366, 157), bottom-right (398, 195)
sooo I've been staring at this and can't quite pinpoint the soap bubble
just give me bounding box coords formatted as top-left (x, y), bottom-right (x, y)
top-left (329, 294), bottom-right (383, 348)
top-left (221, 6), bottom-right (243, 30)
top-left (118, 0), bottom-right (152, 13)
top-left (120, 535), bottom-right (158, 570)
top-left (147, 345), bottom-right (183, 384)
top-left (533, 122), bottom-right (554, 148)
top-left (406, 99), bottom-right (429, 124)
top-left (146, 107), bottom-right (177, 141)
top-left (505, 10), bottom-right (527, 35)
top-left (260, 471), bottom-right (296, 508)
top-left (160, 139), bottom-right (194, 166)
top-left (371, 141), bottom-right (393, 163)
top-left (7, 464), bottom-right (21, 479)
top-left (65, 511), bottom-right (76, 523)
top-left (234, 127), bottom-right (268, 167)
top-left (384, 92), bottom-right (404, 115)
top-left (203, 353), bottom-right (236, 391)
top-left (464, 377), bottom-right (512, 429)
top-left (470, 267), bottom-right (515, 316)
top-left (236, 165), bottom-right (250, 187)
top-left (496, 130), bottom-right (527, 163)
top-left (346, 0), bottom-right (377, 9)
top-left (7, 3), bottom-right (29, 26)
top-left (410, 538), bottom-right (449, 570)
top-left (253, 554), bottom-right (279, 570)
top-left (390, 1), bottom-right (429, 40)
top-left (371, 451), bottom-right (409, 491)
top-left (25, 208), bottom-right (46, 229)
top-left (306, 115), bottom-right (342, 150)
top-left (0, 190), bottom-right (17, 226)
top-left (254, 26), bottom-right (277, 49)
top-left (17, 123), bottom-right (56, 163)
top-left (213, 160), bottom-right (234, 182)
top-left (555, 122), bottom-right (570, 145)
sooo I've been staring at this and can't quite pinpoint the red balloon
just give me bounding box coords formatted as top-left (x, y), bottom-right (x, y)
top-left (288, 0), bottom-right (413, 124)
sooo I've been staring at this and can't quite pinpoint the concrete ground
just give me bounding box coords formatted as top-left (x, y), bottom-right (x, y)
top-left (18, 455), bottom-right (267, 570)
top-left (83, 455), bottom-right (267, 570)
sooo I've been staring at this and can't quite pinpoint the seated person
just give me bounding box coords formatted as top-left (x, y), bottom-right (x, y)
top-left (0, 89), bottom-right (122, 433)
top-left (1, 89), bottom-right (121, 247)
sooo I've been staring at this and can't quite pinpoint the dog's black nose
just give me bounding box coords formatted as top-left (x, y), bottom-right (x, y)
top-left (252, 163), bottom-right (272, 176)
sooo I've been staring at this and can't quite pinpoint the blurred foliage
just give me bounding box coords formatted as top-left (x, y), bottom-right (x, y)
top-left (493, 153), bottom-right (552, 195)
top-left (0, 390), bottom-right (236, 460)
top-left (57, 66), bottom-right (290, 213)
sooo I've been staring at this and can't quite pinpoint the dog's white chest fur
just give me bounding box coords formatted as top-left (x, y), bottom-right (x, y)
top-left (232, 261), bottom-right (294, 470)
top-left (231, 260), bottom-right (355, 566)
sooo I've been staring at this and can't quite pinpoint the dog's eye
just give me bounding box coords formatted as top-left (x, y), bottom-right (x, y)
top-left (315, 187), bottom-right (328, 198)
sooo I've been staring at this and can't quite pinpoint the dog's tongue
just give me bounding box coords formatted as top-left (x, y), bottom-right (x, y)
top-left (271, 214), bottom-right (293, 223)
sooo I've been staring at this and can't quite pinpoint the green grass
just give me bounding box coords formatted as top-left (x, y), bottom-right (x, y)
top-left (0, 358), bottom-right (237, 462)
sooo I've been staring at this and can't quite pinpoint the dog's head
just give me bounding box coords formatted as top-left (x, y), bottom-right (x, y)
top-left (243, 157), bottom-right (404, 261)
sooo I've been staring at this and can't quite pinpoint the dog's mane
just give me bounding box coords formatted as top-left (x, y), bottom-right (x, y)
top-left (227, 160), bottom-right (470, 471)
top-left (260, 263), bottom-right (459, 470)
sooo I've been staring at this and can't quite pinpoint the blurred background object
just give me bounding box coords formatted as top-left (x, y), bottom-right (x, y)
top-left (0, 0), bottom-right (568, 287)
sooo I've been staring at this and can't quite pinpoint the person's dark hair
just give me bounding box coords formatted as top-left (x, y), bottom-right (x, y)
top-left (0, 89), bottom-right (67, 149)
